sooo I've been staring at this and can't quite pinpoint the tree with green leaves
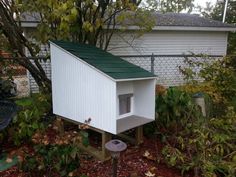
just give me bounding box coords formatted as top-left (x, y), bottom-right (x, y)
top-left (144, 0), bottom-right (194, 13)
top-left (199, 0), bottom-right (236, 54)
top-left (0, 1), bottom-right (51, 92)
top-left (0, 0), bottom-right (154, 92)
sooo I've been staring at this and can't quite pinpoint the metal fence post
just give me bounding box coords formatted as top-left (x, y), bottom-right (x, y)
top-left (151, 53), bottom-right (155, 74)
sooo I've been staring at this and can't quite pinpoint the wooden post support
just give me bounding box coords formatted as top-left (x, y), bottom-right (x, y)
top-left (102, 131), bottom-right (112, 159)
top-left (77, 124), bottom-right (112, 161)
top-left (135, 126), bottom-right (143, 145)
top-left (55, 117), bottom-right (64, 136)
top-left (54, 115), bottom-right (112, 161)
top-left (117, 125), bottom-right (144, 146)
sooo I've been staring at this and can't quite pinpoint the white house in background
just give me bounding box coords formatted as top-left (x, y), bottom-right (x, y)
top-left (21, 13), bottom-right (236, 91)
top-left (50, 40), bottom-right (156, 134)
top-left (107, 13), bottom-right (236, 56)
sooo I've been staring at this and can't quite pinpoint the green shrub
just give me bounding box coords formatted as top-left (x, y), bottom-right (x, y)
top-left (157, 56), bottom-right (236, 176)
top-left (179, 56), bottom-right (236, 108)
top-left (20, 127), bottom-right (85, 177)
top-left (155, 87), bottom-right (201, 132)
top-left (10, 93), bottom-right (51, 145)
top-left (22, 143), bottom-right (80, 177)
top-left (161, 107), bottom-right (236, 177)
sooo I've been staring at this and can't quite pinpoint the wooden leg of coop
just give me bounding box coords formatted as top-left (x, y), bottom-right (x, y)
top-left (77, 125), bottom-right (112, 161)
top-left (135, 126), bottom-right (143, 145)
top-left (55, 117), bottom-right (64, 136)
top-left (55, 116), bottom-right (112, 161)
top-left (102, 131), bottom-right (112, 160)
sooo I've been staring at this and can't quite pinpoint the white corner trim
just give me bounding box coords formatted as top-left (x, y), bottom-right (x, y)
top-left (116, 77), bottom-right (157, 82)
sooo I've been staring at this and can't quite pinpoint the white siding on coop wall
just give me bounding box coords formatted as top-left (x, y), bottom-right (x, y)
top-left (108, 31), bottom-right (228, 55)
top-left (133, 79), bottom-right (156, 119)
top-left (51, 44), bottom-right (117, 134)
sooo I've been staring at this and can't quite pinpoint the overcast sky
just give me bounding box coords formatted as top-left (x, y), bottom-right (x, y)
top-left (194, 0), bottom-right (217, 8)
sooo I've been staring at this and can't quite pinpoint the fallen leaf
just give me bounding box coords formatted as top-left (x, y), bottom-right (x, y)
top-left (38, 165), bottom-right (43, 170)
top-left (6, 158), bottom-right (13, 163)
top-left (145, 171), bottom-right (155, 177)
top-left (68, 172), bottom-right (74, 177)
top-left (143, 151), bottom-right (156, 161)
top-left (150, 167), bottom-right (157, 171)
top-left (143, 150), bottom-right (150, 157)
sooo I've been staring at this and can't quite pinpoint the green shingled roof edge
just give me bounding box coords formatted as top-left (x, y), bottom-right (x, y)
top-left (50, 40), bottom-right (156, 80)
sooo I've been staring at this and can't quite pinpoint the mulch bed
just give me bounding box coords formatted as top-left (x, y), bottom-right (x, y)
top-left (78, 137), bottom-right (181, 177)
top-left (0, 136), bottom-right (181, 177)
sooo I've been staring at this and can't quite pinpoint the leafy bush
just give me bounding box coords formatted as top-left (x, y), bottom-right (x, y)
top-left (179, 56), bottom-right (236, 106)
top-left (155, 86), bottom-right (201, 132)
top-left (10, 93), bottom-right (51, 145)
top-left (23, 144), bottom-right (80, 177)
top-left (20, 126), bottom-right (85, 177)
top-left (158, 56), bottom-right (236, 177)
top-left (161, 107), bottom-right (236, 177)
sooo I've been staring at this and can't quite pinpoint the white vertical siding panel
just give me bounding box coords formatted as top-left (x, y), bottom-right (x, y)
top-left (108, 31), bottom-right (228, 56)
top-left (117, 82), bottom-right (134, 95)
top-left (51, 45), bottom-right (116, 134)
top-left (133, 79), bottom-right (156, 119)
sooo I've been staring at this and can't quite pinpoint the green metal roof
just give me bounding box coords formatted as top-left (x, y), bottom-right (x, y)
top-left (51, 40), bottom-right (156, 80)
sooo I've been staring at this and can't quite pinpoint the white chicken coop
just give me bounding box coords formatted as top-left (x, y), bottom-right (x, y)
top-left (50, 40), bottom-right (156, 135)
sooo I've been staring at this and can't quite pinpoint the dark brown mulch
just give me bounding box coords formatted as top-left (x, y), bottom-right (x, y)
top-left (77, 137), bottom-right (181, 177)
top-left (0, 133), bottom-right (182, 177)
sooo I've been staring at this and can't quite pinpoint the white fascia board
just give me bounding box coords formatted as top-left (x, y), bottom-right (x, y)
top-left (152, 26), bottom-right (236, 32)
top-left (115, 77), bottom-right (157, 82)
top-left (111, 25), bottom-right (236, 32)
top-left (21, 21), bottom-right (236, 32)
top-left (21, 22), bottom-right (39, 28)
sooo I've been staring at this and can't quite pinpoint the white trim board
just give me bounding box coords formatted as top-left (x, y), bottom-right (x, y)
top-left (22, 21), bottom-right (236, 32)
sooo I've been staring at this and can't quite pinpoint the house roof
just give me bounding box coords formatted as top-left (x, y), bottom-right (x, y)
top-left (21, 12), bottom-right (236, 31)
top-left (50, 40), bottom-right (156, 80)
top-left (154, 13), bottom-right (235, 28)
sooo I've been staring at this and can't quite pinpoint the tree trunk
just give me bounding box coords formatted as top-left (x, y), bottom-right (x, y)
top-left (0, 1), bottom-right (51, 93)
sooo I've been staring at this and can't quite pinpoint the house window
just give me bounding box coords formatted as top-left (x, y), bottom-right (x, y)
top-left (119, 94), bottom-right (133, 115)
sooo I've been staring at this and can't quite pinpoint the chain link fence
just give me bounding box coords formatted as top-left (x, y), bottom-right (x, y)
top-left (1, 54), bottom-right (222, 95)
top-left (120, 54), bottom-right (222, 86)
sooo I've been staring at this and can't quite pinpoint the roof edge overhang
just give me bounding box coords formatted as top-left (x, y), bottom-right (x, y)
top-left (114, 25), bottom-right (236, 32)
top-left (152, 26), bottom-right (236, 32)
top-left (115, 77), bottom-right (157, 82)
top-left (21, 21), bottom-right (38, 27)
top-left (22, 21), bottom-right (236, 32)
top-left (50, 41), bottom-right (156, 82)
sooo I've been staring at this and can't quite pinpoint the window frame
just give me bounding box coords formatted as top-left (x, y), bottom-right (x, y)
top-left (118, 93), bottom-right (133, 118)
